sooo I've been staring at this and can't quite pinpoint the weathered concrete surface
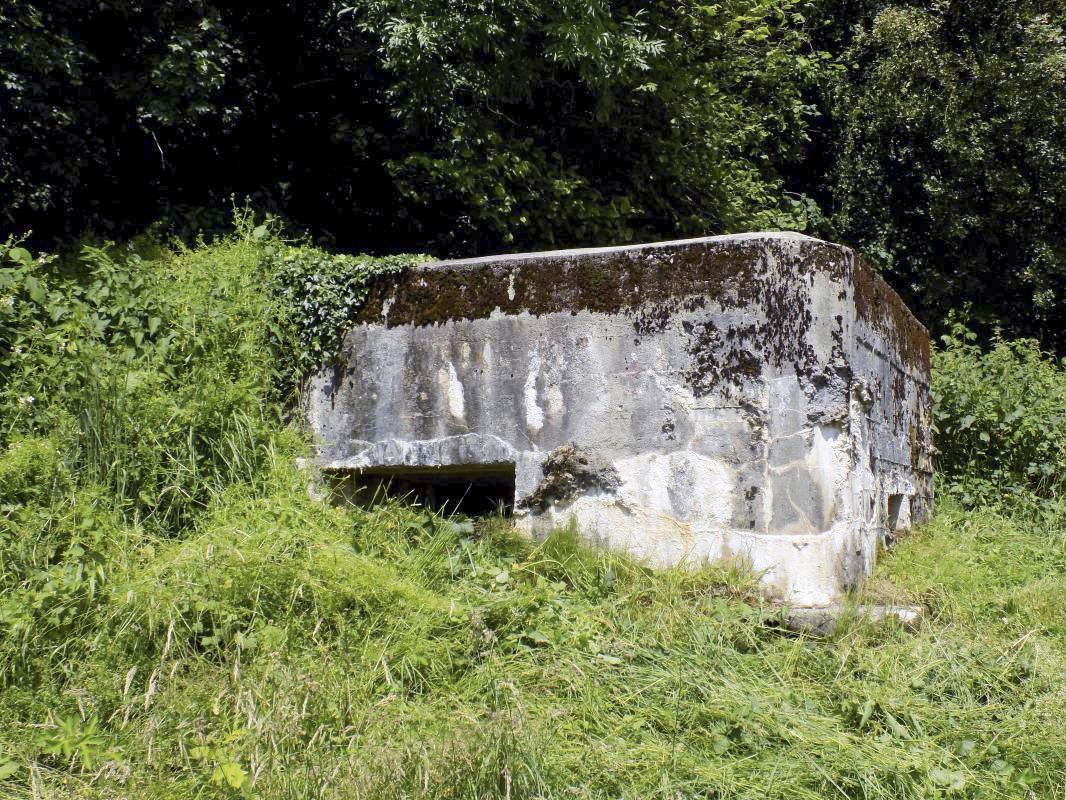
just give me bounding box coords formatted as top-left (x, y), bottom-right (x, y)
top-left (307, 232), bottom-right (933, 605)
top-left (778, 604), bottom-right (923, 636)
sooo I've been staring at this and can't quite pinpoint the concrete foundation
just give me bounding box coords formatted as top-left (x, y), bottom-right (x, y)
top-left (307, 233), bottom-right (933, 605)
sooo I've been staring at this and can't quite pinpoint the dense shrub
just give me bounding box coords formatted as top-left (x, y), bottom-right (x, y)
top-left (932, 318), bottom-right (1066, 505)
top-left (0, 218), bottom-right (416, 531)
top-left (0, 233), bottom-right (278, 531)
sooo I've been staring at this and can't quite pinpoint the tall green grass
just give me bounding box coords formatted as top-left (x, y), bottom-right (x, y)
top-left (1, 227), bottom-right (1065, 798)
top-left (4, 483), bottom-right (1064, 798)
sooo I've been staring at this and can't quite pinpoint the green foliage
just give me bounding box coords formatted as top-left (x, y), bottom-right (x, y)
top-left (112, 471), bottom-right (454, 671)
top-left (2, 0), bottom-right (826, 256)
top-left (826, 0), bottom-right (1066, 345)
top-left (3, 227), bottom-right (1066, 798)
top-left (265, 244), bottom-right (426, 393)
top-left (0, 432), bottom-right (70, 506)
top-left (0, 238), bottom-right (90, 412)
top-left (0, 0), bottom-right (241, 238)
top-left (932, 318), bottom-right (1066, 505)
top-left (0, 213), bottom-right (420, 537)
top-left (334, 0), bottom-right (826, 252)
top-left (0, 228), bottom-right (281, 533)
top-left (5, 472), bottom-right (1066, 797)
top-left (0, 445), bottom-right (128, 683)
top-left (35, 715), bottom-right (117, 772)
top-left (9, 0), bottom-right (1066, 354)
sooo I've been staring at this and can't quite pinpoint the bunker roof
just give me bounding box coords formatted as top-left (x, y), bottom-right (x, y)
top-left (353, 232), bottom-right (928, 370)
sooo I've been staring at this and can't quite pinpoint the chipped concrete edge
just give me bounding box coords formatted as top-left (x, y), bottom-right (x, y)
top-left (778, 604), bottom-right (923, 636)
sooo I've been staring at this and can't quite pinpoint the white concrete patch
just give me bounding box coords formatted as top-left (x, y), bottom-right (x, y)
top-left (524, 352), bottom-right (544, 433)
top-left (544, 383), bottom-right (565, 419)
top-left (516, 498), bottom-right (875, 606)
top-left (437, 362), bottom-right (465, 421)
top-left (810, 423), bottom-right (844, 523)
top-left (615, 451), bottom-right (733, 525)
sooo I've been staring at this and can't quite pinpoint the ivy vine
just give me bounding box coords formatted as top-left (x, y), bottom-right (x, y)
top-left (263, 244), bottom-right (428, 398)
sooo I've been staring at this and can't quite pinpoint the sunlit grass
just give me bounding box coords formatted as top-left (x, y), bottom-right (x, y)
top-left (2, 233), bottom-right (1065, 798)
top-left (3, 471), bottom-right (1064, 798)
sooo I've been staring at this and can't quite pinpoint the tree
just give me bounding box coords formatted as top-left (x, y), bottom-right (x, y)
top-left (823, 0), bottom-right (1066, 346)
top-left (337, 0), bottom-right (827, 253)
top-left (0, 0), bottom-right (242, 243)
top-left (1, 0), bottom-right (827, 256)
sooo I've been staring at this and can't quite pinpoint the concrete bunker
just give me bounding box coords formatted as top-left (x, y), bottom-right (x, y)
top-left (307, 232), bottom-right (933, 606)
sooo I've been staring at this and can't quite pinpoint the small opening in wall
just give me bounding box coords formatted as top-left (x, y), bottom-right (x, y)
top-left (887, 494), bottom-right (910, 532)
top-left (331, 464), bottom-right (517, 516)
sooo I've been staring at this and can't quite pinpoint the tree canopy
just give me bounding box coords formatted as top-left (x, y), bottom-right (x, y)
top-left (825, 0), bottom-right (1066, 345)
top-left (1, 0), bottom-right (823, 253)
top-left (3, 0), bottom-right (1066, 343)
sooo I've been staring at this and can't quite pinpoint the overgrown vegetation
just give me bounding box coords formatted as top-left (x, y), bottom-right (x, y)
top-left (7, 0), bottom-right (1066, 347)
top-left (0, 214), bottom-right (419, 531)
top-left (2, 228), bottom-right (1066, 798)
top-left (4, 1), bottom-right (1066, 793)
top-left (932, 318), bottom-right (1066, 508)
top-left (263, 242), bottom-right (427, 395)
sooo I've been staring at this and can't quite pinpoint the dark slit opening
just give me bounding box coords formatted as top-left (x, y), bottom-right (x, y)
top-left (330, 463), bottom-right (517, 516)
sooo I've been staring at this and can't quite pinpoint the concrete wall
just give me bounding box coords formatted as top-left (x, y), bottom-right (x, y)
top-left (307, 232), bottom-right (933, 606)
